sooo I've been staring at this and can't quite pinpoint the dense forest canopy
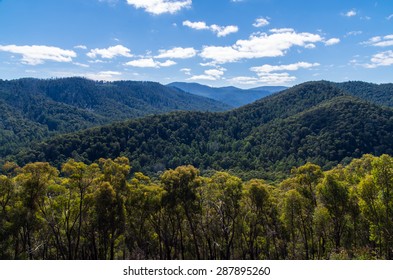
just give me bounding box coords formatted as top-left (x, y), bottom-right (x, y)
top-left (1, 155), bottom-right (393, 260)
top-left (9, 80), bottom-right (393, 181)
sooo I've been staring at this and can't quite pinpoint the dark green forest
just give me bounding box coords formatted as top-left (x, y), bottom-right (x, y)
top-left (1, 155), bottom-right (393, 259)
top-left (11, 81), bottom-right (393, 181)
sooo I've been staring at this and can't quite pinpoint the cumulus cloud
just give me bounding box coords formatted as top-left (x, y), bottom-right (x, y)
top-left (87, 45), bottom-right (133, 59)
top-left (200, 29), bottom-right (323, 64)
top-left (155, 47), bottom-right (197, 59)
top-left (210, 24), bottom-right (239, 37)
top-left (126, 0), bottom-right (191, 15)
top-left (183, 20), bottom-right (208, 30)
top-left (364, 50), bottom-right (393, 68)
top-left (0, 44), bottom-right (76, 65)
top-left (344, 9), bottom-right (357, 17)
top-left (183, 20), bottom-right (238, 37)
top-left (253, 17), bottom-right (270, 28)
top-left (325, 38), bottom-right (340, 46)
top-left (125, 58), bottom-right (176, 68)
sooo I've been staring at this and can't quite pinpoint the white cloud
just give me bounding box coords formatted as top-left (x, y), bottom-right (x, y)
top-left (188, 74), bottom-right (217, 81)
top-left (253, 17), bottom-right (270, 28)
top-left (204, 68), bottom-right (225, 78)
top-left (250, 62), bottom-right (320, 74)
top-left (242, 62), bottom-right (319, 86)
top-left (210, 24), bottom-right (239, 37)
top-left (87, 45), bottom-right (133, 59)
top-left (125, 58), bottom-right (176, 68)
top-left (0, 44), bottom-right (76, 65)
top-left (374, 41), bottom-right (393, 47)
top-left (345, 31), bottom-right (362, 37)
top-left (200, 61), bottom-right (218, 67)
top-left (183, 20), bottom-right (238, 37)
top-left (200, 29), bottom-right (323, 64)
top-left (126, 0), bottom-right (191, 15)
top-left (269, 28), bottom-right (295, 33)
top-left (155, 47), bottom-right (197, 59)
top-left (362, 36), bottom-right (382, 45)
top-left (362, 35), bottom-right (393, 47)
top-left (229, 76), bottom-right (259, 85)
top-left (325, 38), bottom-right (340, 46)
top-left (229, 73), bottom-right (296, 85)
top-left (387, 14), bottom-right (393, 20)
top-left (188, 67), bottom-right (225, 81)
top-left (183, 20), bottom-right (209, 30)
top-left (85, 71), bottom-right (122, 81)
top-left (344, 9), bottom-right (357, 17)
top-left (180, 68), bottom-right (191, 75)
top-left (74, 45), bottom-right (87, 50)
top-left (305, 44), bottom-right (316, 49)
top-left (254, 72), bottom-right (296, 84)
top-left (73, 62), bottom-right (89, 68)
top-left (364, 50), bottom-right (393, 68)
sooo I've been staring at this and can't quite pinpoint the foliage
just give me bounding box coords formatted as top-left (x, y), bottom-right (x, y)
top-left (1, 155), bottom-right (393, 259)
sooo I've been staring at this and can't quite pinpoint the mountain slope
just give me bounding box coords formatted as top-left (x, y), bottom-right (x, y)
top-left (167, 82), bottom-right (283, 107)
top-left (335, 81), bottom-right (393, 107)
top-left (0, 77), bottom-right (230, 156)
top-left (12, 81), bottom-right (393, 180)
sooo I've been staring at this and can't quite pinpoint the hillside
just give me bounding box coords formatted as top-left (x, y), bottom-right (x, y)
top-left (0, 77), bottom-right (230, 156)
top-left (335, 81), bottom-right (393, 107)
top-left (12, 81), bottom-right (393, 180)
top-left (167, 82), bottom-right (284, 107)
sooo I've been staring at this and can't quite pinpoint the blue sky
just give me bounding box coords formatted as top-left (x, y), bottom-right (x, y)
top-left (0, 0), bottom-right (392, 87)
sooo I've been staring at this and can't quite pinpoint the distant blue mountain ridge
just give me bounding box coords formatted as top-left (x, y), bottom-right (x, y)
top-left (167, 82), bottom-right (287, 107)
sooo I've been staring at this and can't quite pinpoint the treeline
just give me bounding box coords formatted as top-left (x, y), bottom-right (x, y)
top-left (1, 154), bottom-right (393, 260)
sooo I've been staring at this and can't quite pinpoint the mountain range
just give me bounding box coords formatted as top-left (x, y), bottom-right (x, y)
top-left (9, 80), bottom-right (393, 180)
top-left (0, 77), bottom-right (230, 157)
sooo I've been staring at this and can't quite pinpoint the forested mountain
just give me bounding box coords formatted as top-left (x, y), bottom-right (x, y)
top-left (335, 81), bottom-right (393, 107)
top-left (0, 78), bottom-right (230, 157)
top-left (167, 82), bottom-right (284, 107)
top-left (12, 81), bottom-right (393, 180)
